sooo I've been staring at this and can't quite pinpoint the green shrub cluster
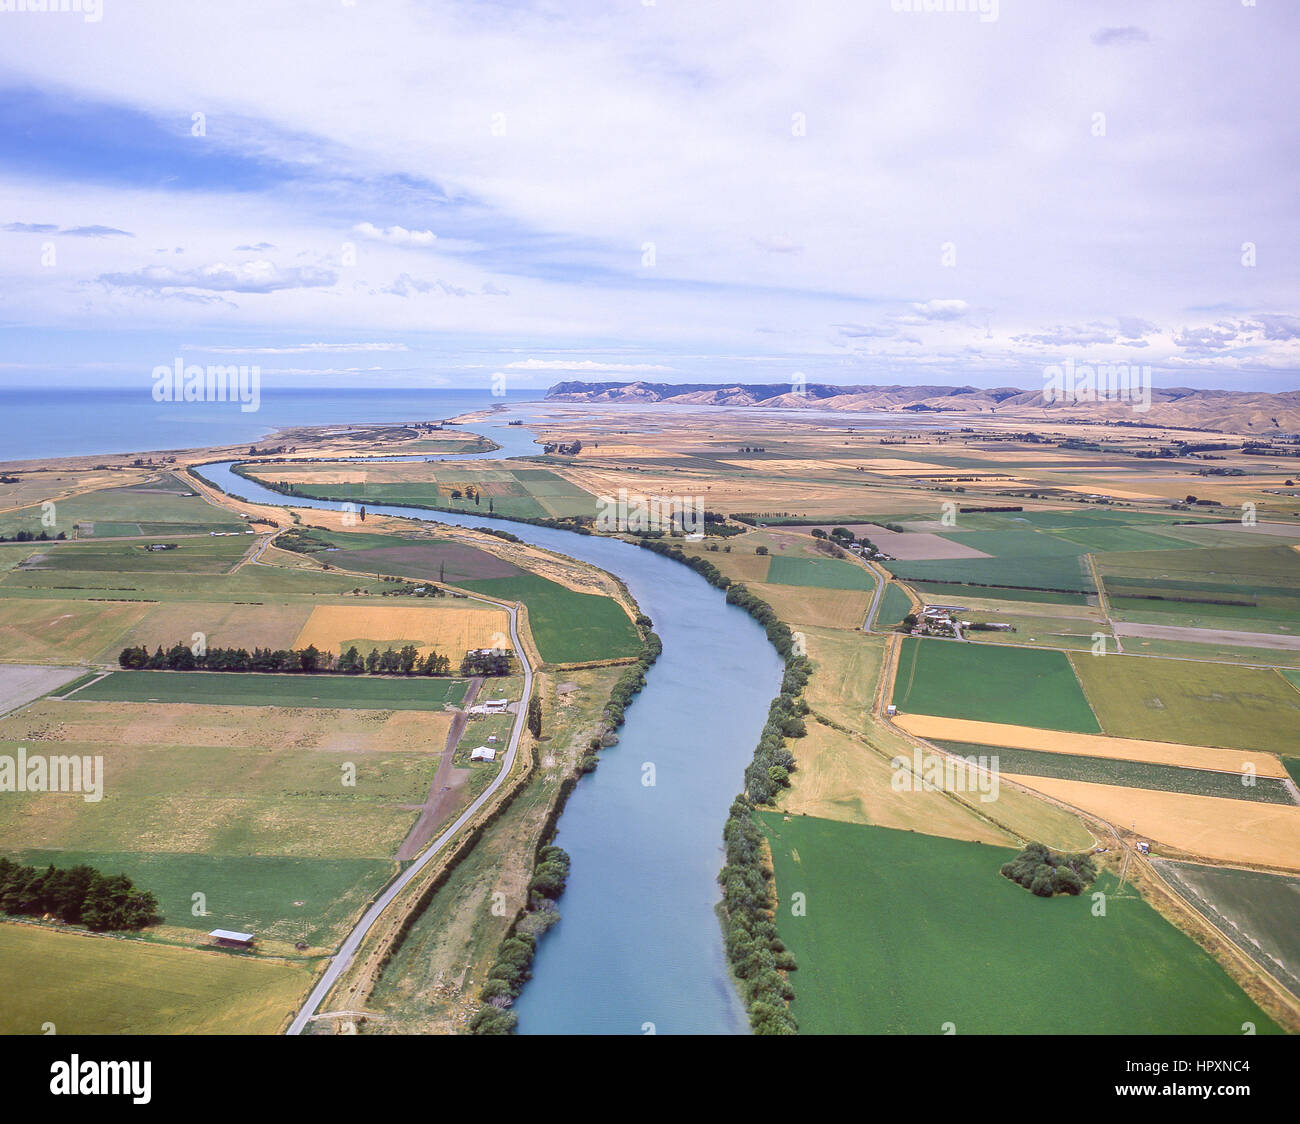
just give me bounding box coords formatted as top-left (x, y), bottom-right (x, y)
top-left (1000, 842), bottom-right (1098, 897)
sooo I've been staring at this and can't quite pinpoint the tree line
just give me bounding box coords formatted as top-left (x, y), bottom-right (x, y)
top-left (117, 641), bottom-right (468, 677)
top-left (0, 858), bottom-right (161, 931)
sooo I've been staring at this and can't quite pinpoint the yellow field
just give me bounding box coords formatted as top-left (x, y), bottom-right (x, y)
top-left (747, 582), bottom-right (870, 629)
top-left (0, 597), bottom-right (150, 663)
top-left (892, 714), bottom-right (1288, 778)
top-left (782, 722), bottom-right (1015, 845)
top-left (293, 603), bottom-right (509, 659)
top-left (1000, 775), bottom-right (1300, 870)
top-left (0, 922), bottom-right (312, 1034)
top-left (100, 600), bottom-right (315, 662)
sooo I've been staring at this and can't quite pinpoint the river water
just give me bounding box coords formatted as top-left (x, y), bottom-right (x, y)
top-left (195, 418), bottom-right (784, 1034)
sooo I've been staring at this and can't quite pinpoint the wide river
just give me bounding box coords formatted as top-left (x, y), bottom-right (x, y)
top-left (195, 419), bottom-right (785, 1034)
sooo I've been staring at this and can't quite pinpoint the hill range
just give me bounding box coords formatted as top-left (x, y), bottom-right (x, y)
top-left (545, 381), bottom-right (1300, 434)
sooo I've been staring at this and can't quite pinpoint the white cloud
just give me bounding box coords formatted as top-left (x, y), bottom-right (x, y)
top-left (353, 222), bottom-right (436, 248)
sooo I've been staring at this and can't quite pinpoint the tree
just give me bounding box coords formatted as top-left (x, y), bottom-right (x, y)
top-left (527, 694), bottom-right (542, 738)
top-left (755, 545), bottom-right (769, 556)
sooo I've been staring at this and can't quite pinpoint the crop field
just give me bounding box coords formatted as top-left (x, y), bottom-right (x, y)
top-left (758, 813), bottom-right (1279, 1034)
top-left (0, 923), bottom-right (314, 1035)
top-left (875, 583), bottom-right (914, 628)
top-left (1070, 653), bottom-right (1300, 754)
top-left (891, 713), bottom-right (1288, 777)
top-left (0, 734), bottom-right (441, 859)
top-left (765, 555), bottom-right (875, 590)
top-left (1153, 860), bottom-right (1300, 997)
top-left (892, 637), bottom-right (1101, 733)
top-left (908, 581), bottom-right (1092, 607)
top-left (322, 540), bottom-right (522, 583)
top-left (292, 602), bottom-right (510, 660)
top-left (457, 572), bottom-right (640, 663)
top-left (0, 597), bottom-right (152, 663)
top-left (885, 552), bottom-right (1095, 594)
top-left (0, 473), bottom-right (246, 540)
top-left (243, 461), bottom-right (598, 520)
top-left (931, 740), bottom-right (1294, 803)
top-left (1, 697), bottom-right (454, 756)
top-left (73, 669), bottom-right (469, 709)
top-left (9, 534), bottom-right (251, 575)
top-left (746, 581), bottom-right (871, 630)
top-left (14, 849), bottom-right (393, 950)
top-left (796, 630), bottom-right (1092, 850)
top-left (100, 600), bottom-right (316, 662)
top-left (1001, 775), bottom-right (1300, 869)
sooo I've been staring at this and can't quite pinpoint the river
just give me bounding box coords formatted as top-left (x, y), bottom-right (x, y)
top-left (194, 417), bottom-right (785, 1034)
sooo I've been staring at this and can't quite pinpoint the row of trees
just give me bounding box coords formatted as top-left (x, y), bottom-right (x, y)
top-left (0, 858), bottom-right (161, 931)
top-left (118, 641), bottom-right (458, 677)
top-left (0, 530), bottom-right (66, 542)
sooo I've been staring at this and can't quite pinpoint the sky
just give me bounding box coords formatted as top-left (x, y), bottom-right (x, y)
top-left (0, 0), bottom-right (1297, 395)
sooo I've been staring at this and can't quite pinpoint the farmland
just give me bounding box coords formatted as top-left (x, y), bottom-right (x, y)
top-left (931, 740), bottom-right (1294, 803)
top-left (73, 669), bottom-right (470, 710)
top-left (759, 813), bottom-right (1281, 1034)
top-left (1070, 653), bottom-right (1300, 754)
top-left (457, 572), bottom-right (640, 663)
top-left (892, 637), bottom-right (1102, 732)
top-left (292, 602), bottom-right (510, 661)
top-left (0, 922), bottom-right (313, 1035)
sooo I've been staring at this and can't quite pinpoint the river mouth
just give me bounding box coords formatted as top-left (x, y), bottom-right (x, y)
top-left (194, 434), bottom-right (783, 1034)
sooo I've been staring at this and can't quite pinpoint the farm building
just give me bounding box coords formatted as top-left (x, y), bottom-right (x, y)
top-left (469, 746), bottom-right (497, 762)
top-left (209, 929), bottom-right (255, 949)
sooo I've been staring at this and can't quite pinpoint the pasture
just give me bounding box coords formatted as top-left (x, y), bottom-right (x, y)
top-left (1071, 654), bottom-right (1300, 754)
top-left (759, 813), bottom-right (1280, 1034)
top-left (14, 850), bottom-right (393, 950)
top-left (891, 637), bottom-right (1101, 733)
top-left (0, 923), bottom-right (312, 1035)
top-left (72, 670), bottom-right (469, 709)
top-left (765, 555), bottom-right (875, 591)
top-left (457, 572), bottom-right (640, 663)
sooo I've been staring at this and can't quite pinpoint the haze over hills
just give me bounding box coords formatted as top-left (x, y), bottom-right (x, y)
top-left (545, 381), bottom-right (1300, 435)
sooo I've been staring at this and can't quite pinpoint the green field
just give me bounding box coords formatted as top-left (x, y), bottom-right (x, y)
top-left (892, 637), bottom-right (1101, 732)
top-left (0, 922), bottom-right (313, 1034)
top-left (74, 670), bottom-right (469, 710)
top-left (908, 581), bottom-right (1092, 607)
top-left (931, 741), bottom-right (1294, 803)
top-left (766, 555), bottom-right (875, 591)
top-left (0, 474), bottom-right (246, 541)
top-left (247, 463), bottom-right (597, 521)
top-left (15, 850), bottom-right (393, 948)
top-left (8, 534), bottom-right (251, 575)
top-left (885, 553), bottom-right (1094, 594)
top-left (759, 813), bottom-right (1280, 1034)
top-left (1071, 654), bottom-right (1300, 754)
top-left (875, 583), bottom-right (913, 628)
top-left (458, 573), bottom-right (641, 664)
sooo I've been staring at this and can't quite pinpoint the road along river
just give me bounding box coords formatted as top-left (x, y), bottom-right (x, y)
top-left (196, 436), bottom-right (784, 1035)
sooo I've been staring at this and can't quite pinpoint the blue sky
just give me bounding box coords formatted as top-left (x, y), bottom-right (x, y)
top-left (0, 0), bottom-right (1297, 394)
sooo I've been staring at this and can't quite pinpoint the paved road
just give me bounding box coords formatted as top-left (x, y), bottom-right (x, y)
top-left (286, 598), bottom-right (532, 1035)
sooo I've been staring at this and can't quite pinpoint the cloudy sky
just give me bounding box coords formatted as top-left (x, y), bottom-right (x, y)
top-left (0, 0), bottom-right (1296, 393)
